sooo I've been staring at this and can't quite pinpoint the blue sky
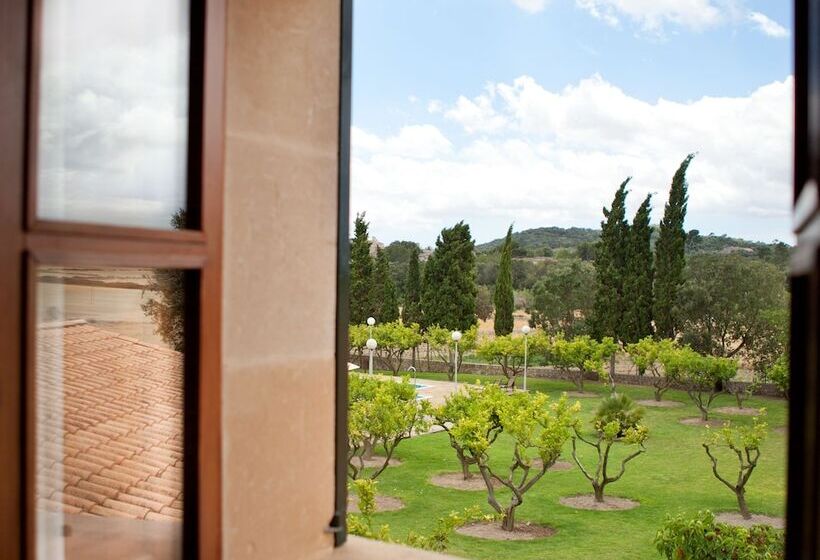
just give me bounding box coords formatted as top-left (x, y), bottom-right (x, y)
top-left (351, 0), bottom-right (793, 247)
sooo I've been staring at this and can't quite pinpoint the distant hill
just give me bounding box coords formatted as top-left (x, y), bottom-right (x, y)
top-left (476, 227), bottom-right (600, 253)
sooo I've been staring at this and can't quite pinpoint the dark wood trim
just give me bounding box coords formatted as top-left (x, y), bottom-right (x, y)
top-left (24, 0), bottom-right (41, 231)
top-left (0, 0), bottom-right (28, 556)
top-left (30, 220), bottom-right (207, 244)
top-left (330, 0), bottom-right (353, 546)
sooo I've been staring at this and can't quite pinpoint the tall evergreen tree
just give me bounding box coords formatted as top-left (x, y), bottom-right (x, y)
top-left (374, 248), bottom-right (400, 323)
top-left (403, 245), bottom-right (423, 325)
top-left (591, 178), bottom-right (631, 341)
top-left (493, 225), bottom-right (515, 335)
top-left (622, 194), bottom-right (654, 343)
top-left (421, 221), bottom-right (477, 331)
top-left (654, 154), bottom-right (695, 339)
top-left (349, 213), bottom-right (375, 324)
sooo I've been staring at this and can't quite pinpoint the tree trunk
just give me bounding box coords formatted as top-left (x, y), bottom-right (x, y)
top-left (593, 483), bottom-right (605, 503)
top-left (737, 489), bottom-right (751, 519)
top-left (577, 372), bottom-right (585, 392)
top-left (501, 507), bottom-right (516, 531)
top-left (609, 353), bottom-right (616, 378)
top-left (362, 438), bottom-right (374, 460)
top-left (654, 387), bottom-right (662, 402)
top-left (700, 407), bottom-right (709, 421)
top-left (735, 392), bottom-right (743, 409)
top-left (457, 448), bottom-right (473, 480)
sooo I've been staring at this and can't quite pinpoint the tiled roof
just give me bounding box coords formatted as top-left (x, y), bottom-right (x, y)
top-left (36, 322), bottom-right (183, 522)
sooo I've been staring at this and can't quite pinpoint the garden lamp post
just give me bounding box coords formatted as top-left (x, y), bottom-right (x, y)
top-left (522, 325), bottom-right (531, 392)
top-left (366, 337), bottom-right (377, 375)
top-left (452, 330), bottom-right (462, 389)
top-left (367, 316), bottom-right (375, 338)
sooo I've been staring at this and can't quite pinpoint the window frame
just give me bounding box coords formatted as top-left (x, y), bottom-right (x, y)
top-left (0, 0), bottom-right (226, 558)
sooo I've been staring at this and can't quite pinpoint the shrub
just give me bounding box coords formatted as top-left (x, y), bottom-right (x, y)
top-left (547, 335), bottom-right (617, 392)
top-left (655, 510), bottom-right (784, 560)
top-left (625, 337), bottom-right (678, 401)
top-left (660, 347), bottom-right (738, 421)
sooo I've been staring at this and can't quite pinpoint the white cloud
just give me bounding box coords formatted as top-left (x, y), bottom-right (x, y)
top-left (445, 88), bottom-right (509, 134)
top-left (352, 75), bottom-right (793, 246)
top-left (576, 0), bottom-right (722, 32)
top-left (510, 0), bottom-right (550, 14)
top-left (427, 100), bottom-right (444, 114)
top-left (748, 11), bottom-right (789, 38)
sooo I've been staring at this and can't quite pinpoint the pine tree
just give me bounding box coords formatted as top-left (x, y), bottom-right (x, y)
top-left (421, 221), bottom-right (477, 331)
top-left (493, 225), bottom-right (515, 335)
top-left (349, 213), bottom-right (375, 324)
top-left (374, 248), bottom-right (399, 323)
top-left (591, 178), bottom-right (631, 341)
top-left (622, 194), bottom-right (654, 343)
top-left (404, 245), bottom-right (423, 325)
top-left (654, 154), bottom-right (695, 339)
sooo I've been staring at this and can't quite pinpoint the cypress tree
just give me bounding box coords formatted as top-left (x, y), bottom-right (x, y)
top-left (654, 154), bottom-right (694, 339)
top-left (349, 213), bottom-right (375, 324)
top-left (591, 178), bottom-right (631, 341)
top-left (493, 225), bottom-right (515, 335)
top-left (404, 245), bottom-right (423, 326)
top-left (622, 194), bottom-right (654, 343)
top-left (421, 221), bottom-right (477, 331)
top-left (374, 248), bottom-right (400, 323)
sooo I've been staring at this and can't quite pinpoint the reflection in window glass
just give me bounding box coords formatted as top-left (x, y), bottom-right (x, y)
top-left (35, 267), bottom-right (186, 560)
top-left (36, 0), bottom-right (190, 229)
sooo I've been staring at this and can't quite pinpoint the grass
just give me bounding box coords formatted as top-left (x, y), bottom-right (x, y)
top-left (359, 371), bottom-right (788, 560)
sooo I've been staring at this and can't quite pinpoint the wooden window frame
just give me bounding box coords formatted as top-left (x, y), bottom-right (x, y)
top-left (0, 0), bottom-right (226, 558)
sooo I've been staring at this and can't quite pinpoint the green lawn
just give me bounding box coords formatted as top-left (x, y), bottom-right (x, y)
top-left (360, 371), bottom-right (788, 560)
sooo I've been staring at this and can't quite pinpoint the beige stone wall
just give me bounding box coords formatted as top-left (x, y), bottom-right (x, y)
top-left (222, 1), bottom-right (341, 558)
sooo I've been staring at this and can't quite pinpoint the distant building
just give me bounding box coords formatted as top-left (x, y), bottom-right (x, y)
top-left (368, 236), bottom-right (385, 256)
top-left (720, 246), bottom-right (755, 255)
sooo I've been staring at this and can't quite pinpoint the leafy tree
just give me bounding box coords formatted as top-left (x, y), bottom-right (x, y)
top-left (348, 375), bottom-right (430, 480)
top-left (576, 241), bottom-right (597, 262)
top-left (476, 335), bottom-right (527, 390)
top-left (421, 222), bottom-right (478, 331)
top-left (655, 510), bottom-right (784, 560)
top-left (425, 324), bottom-right (478, 380)
top-left (373, 321), bottom-right (423, 374)
top-left (622, 194), bottom-right (654, 343)
top-left (702, 413), bottom-right (768, 519)
top-left (142, 209), bottom-right (187, 352)
top-left (373, 248), bottom-right (399, 323)
top-left (591, 179), bottom-right (631, 344)
top-left (571, 394), bottom-right (649, 502)
top-left (383, 240), bottom-right (419, 300)
top-left (654, 154), bottom-right (695, 338)
top-left (548, 335), bottom-right (617, 392)
top-left (350, 213), bottom-right (376, 324)
top-left (348, 323), bottom-right (369, 362)
top-left (678, 254), bottom-right (788, 368)
top-left (403, 245), bottom-right (423, 325)
top-left (475, 285), bottom-right (493, 321)
top-left (528, 259), bottom-right (595, 337)
top-left (493, 225), bottom-right (515, 335)
top-left (661, 347), bottom-right (738, 420)
top-left (625, 337), bottom-right (679, 401)
top-left (449, 387), bottom-right (580, 531)
top-left (767, 355), bottom-right (789, 399)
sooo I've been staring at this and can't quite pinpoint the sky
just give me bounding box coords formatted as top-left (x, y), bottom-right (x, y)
top-left (351, 0), bottom-right (794, 247)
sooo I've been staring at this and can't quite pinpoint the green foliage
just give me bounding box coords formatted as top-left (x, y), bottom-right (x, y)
top-left (659, 346), bottom-right (738, 420)
top-left (142, 209), bottom-right (187, 352)
top-left (623, 194), bottom-right (654, 343)
top-left (383, 240), bottom-right (419, 300)
top-left (475, 284), bottom-right (494, 321)
top-left (654, 154), bottom-right (695, 338)
top-left (349, 323), bottom-right (369, 358)
top-left (572, 394), bottom-right (648, 501)
top-left (655, 510), bottom-right (784, 560)
top-left (528, 260), bottom-right (595, 337)
top-left (703, 413), bottom-right (768, 519)
top-left (425, 324), bottom-right (478, 379)
top-left (475, 334), bottom-right (531, 389)
top-left (493, 225), bottom-right (515, 336)
top-left (591, 178), bottom-right (631, 341)
top-left (373, 248), bottom-right (400, 323)
top-left (678, 254), bottom-right (788, 368)
top-left (403, 245), bottom-right (423, 325)
top-left (421, 222), bottom-right (478, 331)
top-left (625, 337), bottom-right (678, 400)
top-left (476, 226), bottom-right (601, 254)
top-left (448, 387), bottom-right (581, 531)
top-left (348, 375), bottom-right (431, 479)
top-left (350, 213), bottom-right (376, 324)
top-left (373, 321), bottom-right (423, 374)
top-left (766, 355), bottom-right (789, 399)
top-left (548, 335), bottom-right (617, 392)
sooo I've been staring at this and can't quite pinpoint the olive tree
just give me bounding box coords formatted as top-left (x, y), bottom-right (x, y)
top-left (702, 413), bottom-right (768, 519)
top-left (571, 394), bottom-right (648, 502)
top-left (660, 347), bottom-right (738, 421)
top-left (425, 324), bottom-right (478, 379)
top-left (548, 335), bottom-right (617, 393)
top-left (625, 337), bottom-right (678, 401)
top-left (374, 321), bottom-right (423, 375)
top-left (450, 386), bottom-right (580, 531)
top-left (348, 375), bottom-right (430, 479)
